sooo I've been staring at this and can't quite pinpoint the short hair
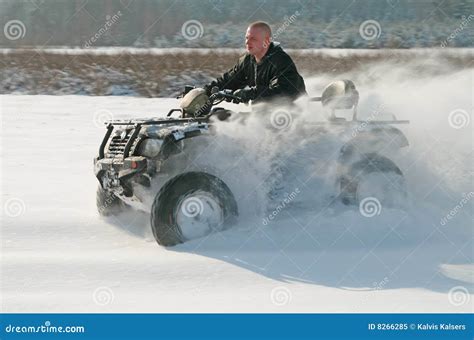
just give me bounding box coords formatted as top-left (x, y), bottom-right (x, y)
top-left (248, 21), bottom-right (272, 37)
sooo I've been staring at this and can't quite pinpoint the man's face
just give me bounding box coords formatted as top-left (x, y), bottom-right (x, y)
top-left (245, 26), bottom-right (270, 56)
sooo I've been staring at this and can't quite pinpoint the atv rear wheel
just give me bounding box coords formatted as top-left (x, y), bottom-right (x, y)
top-left (151, 172), bottom-right (238, 246)
top-left (96, 186), bottom-right (125, 216)
top-left (340, 153), bottom-right (406, 207)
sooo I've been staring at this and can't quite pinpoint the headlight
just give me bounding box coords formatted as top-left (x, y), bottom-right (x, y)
top-left (138, 138), bottom-right (163, 158)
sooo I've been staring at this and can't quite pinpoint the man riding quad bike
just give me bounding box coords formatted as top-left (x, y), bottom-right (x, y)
top-left (204, 21), bottom-right (306, 105)
top-left (94, 79), bottom-right (409, 247)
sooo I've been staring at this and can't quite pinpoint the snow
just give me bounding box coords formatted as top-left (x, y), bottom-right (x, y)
top-left (1, 63), bottom-right (473, 313)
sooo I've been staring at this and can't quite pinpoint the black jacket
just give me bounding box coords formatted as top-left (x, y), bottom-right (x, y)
top-left (206, 42), bottom-right (306, 103)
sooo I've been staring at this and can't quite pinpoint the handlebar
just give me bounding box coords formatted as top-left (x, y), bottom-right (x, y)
top-left (209, 89), bottom-right (241, 104)
top-left (176, 86), bottom-right (242, 118)
top-left (177, 86), bottom-right (241, 104)
top-left (187, 89), bottom-right (240, 118)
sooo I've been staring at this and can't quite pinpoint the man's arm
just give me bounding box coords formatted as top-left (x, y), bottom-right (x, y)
top-left (254, 55), bottom-right (306, 101)
top-left (205, 55), bottom-right (249, 94)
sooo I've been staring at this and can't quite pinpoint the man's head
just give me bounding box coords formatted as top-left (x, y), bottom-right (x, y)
top-left (245, 21), bottom-right (272, 59)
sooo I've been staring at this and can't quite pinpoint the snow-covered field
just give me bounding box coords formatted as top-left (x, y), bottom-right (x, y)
top-left (2, 48), bottom-right (471, 98)
top-left (1, 63), bottom-right (472, 313)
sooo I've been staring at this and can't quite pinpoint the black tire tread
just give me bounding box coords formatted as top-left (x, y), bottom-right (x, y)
top-left (96, 186), bottom-right (124, 216)
top-left (151, 172), bottom-right (238, 247)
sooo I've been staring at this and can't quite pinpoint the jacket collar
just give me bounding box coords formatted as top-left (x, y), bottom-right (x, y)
top-left (251, 42), bottom-right (281, 64)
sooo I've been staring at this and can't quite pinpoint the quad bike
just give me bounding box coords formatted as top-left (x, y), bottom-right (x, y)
top-left (94, 80), bottom-right (409, 246)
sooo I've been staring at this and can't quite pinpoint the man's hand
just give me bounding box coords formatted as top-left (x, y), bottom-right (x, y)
top-left (233, 87), bottom-right (255, 103)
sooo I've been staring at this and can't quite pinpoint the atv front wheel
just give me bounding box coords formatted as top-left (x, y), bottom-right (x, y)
top-left (151, 172), bottom-right (238, 246)
top-left (96, 186), bottom-right (125, 216)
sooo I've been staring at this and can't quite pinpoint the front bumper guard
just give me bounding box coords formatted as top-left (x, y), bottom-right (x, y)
top-left (94, 156), bottom-right (147, 191)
